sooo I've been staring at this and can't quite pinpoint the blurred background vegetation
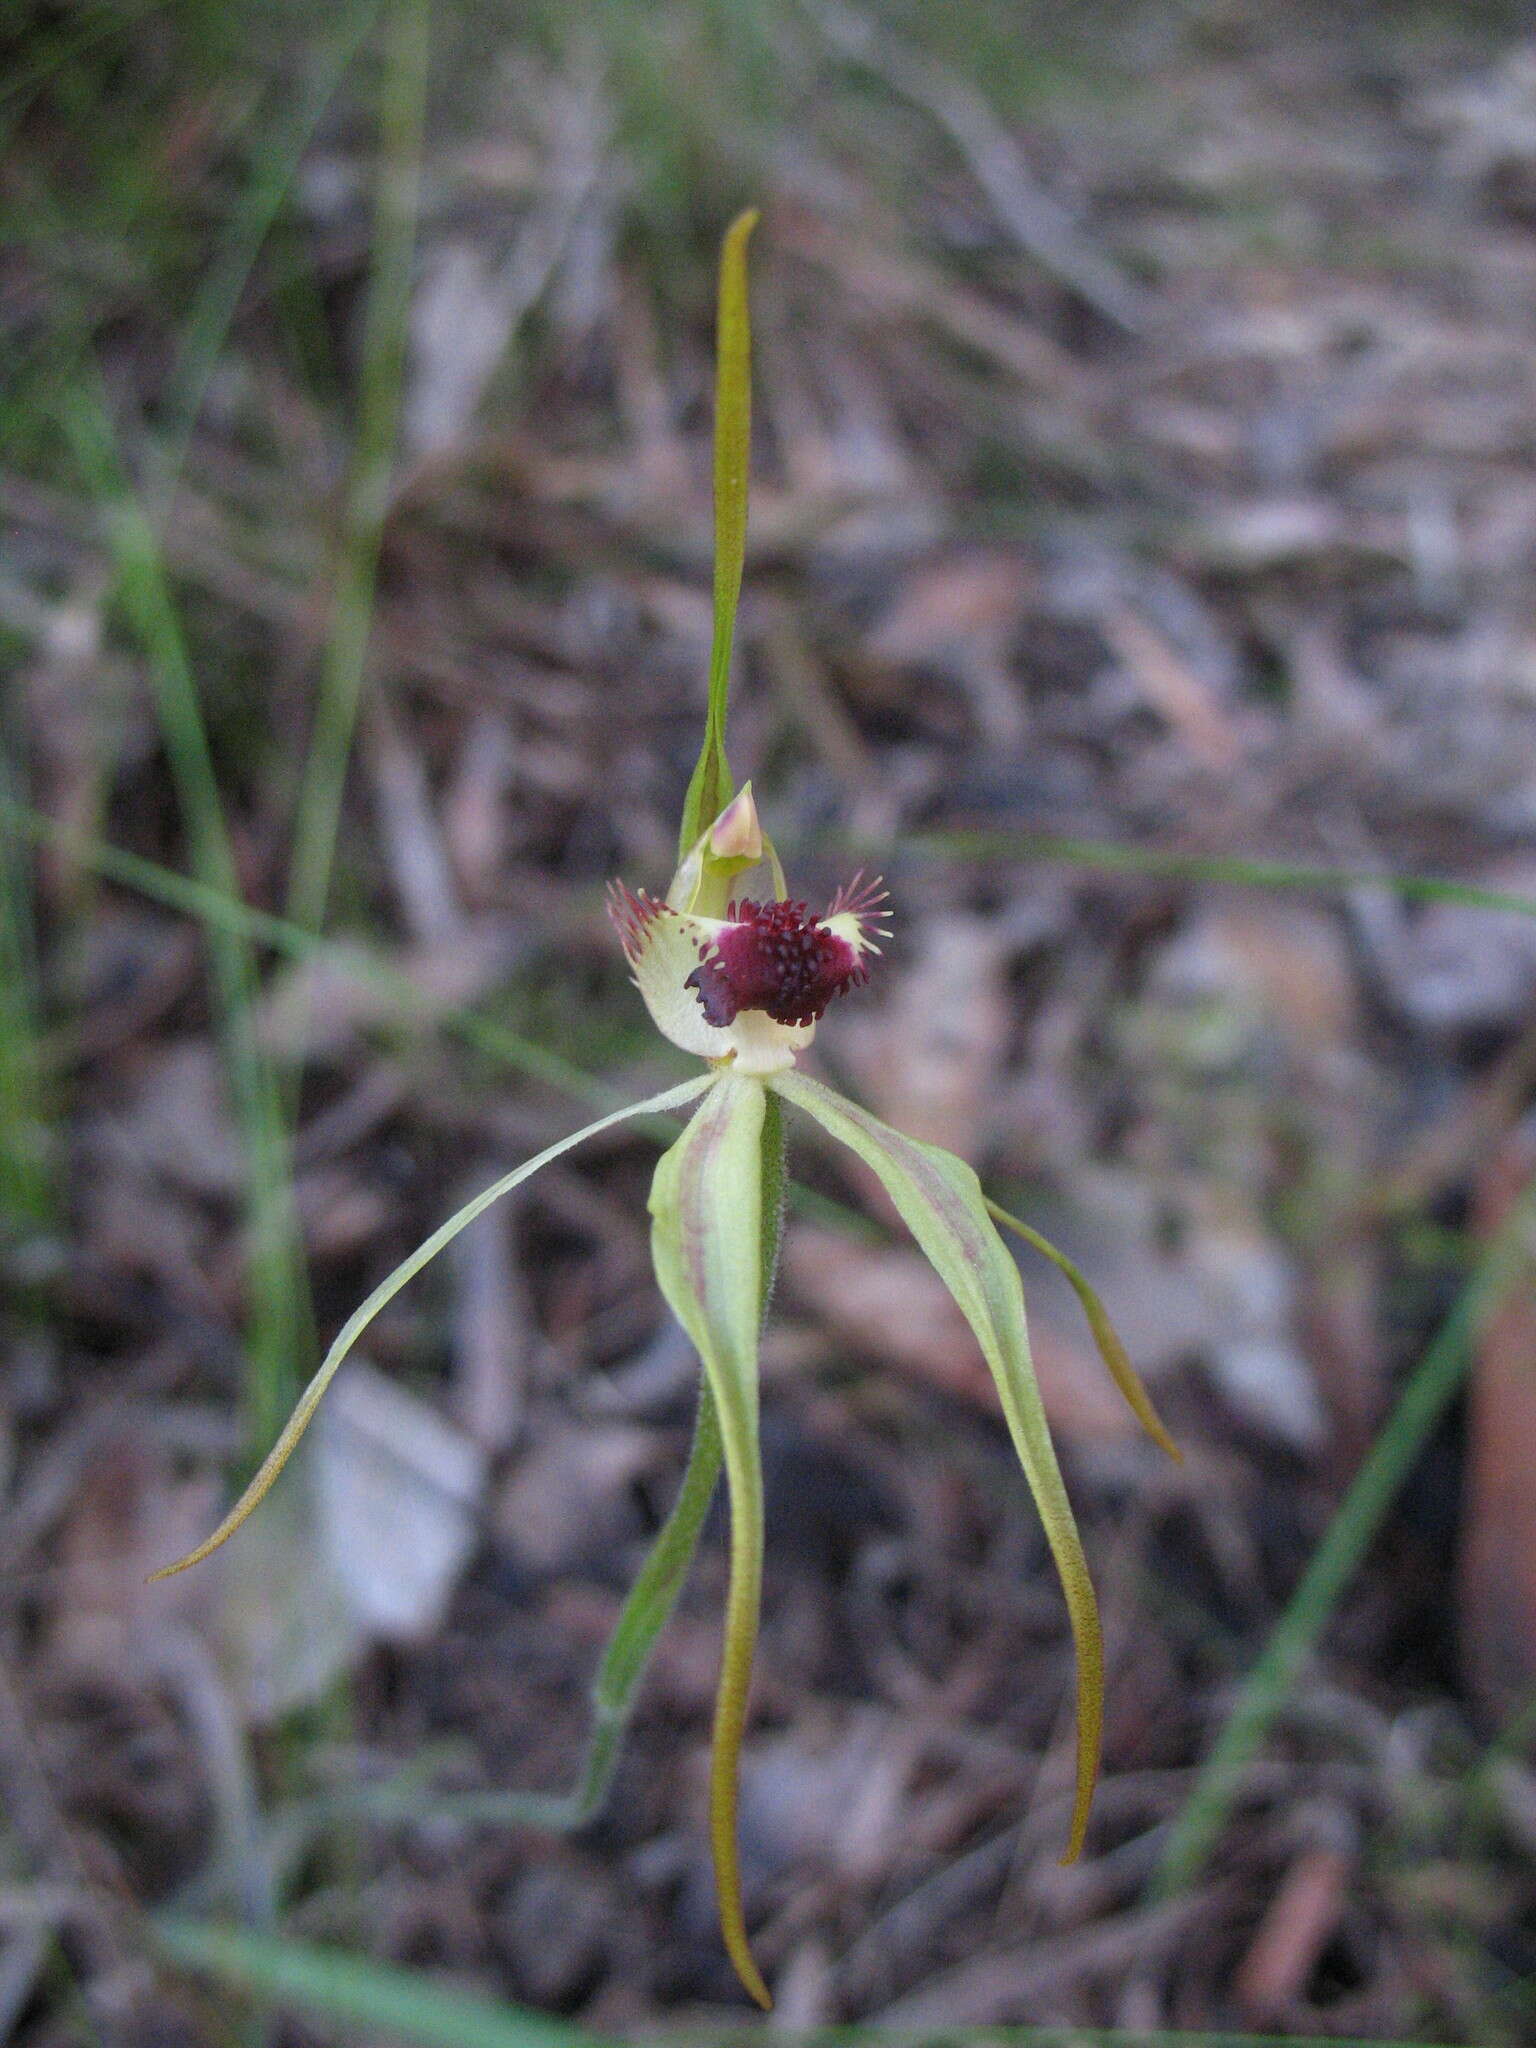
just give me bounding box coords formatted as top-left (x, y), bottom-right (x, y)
top-left (5, 2), bottom-right (1536, 2043)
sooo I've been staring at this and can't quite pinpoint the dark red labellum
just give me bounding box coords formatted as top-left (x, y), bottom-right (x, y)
top-left (686, 899), bottom-right (867, 1028)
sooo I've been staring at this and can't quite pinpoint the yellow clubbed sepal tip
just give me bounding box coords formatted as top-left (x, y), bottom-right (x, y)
top-left (1060, 1651), bottom-right (1102, 1866)
top-left (148, 1372), bottom-right (327, 1580)
top-left (985, 1200), bottom-right (1182, 1465)
top-left (709, 1553), bottom-right (773, 2010)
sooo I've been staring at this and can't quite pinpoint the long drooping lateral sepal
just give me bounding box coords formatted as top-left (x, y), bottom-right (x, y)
top-left (648, 1073), bottom-right (772, 2008)
top-left (771, 1070), bottom-right (1105, 1862)
top-left (152, 1076), bottom-right (713, 1582)
top-left (986, 1199), bottom-right (1181, 1464)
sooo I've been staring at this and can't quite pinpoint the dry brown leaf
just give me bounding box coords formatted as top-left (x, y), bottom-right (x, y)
top-left (1146, 901), bottom-right (1359, 1068)
top-left (215, 1364), bottom-right (487, 1721)
top-left (1105, 607), bottom-right (1241, 772)
top-left (841, 914), bottom-right (1010, 1162)
top-left (784, 1225), bottom-right (1138, 1443)
top-left (736, 1714), bottom-right (916, 1882)
top-left (256, 922), bottom-right (526, 1060)
top-left (1460, 1118), bottom-right (1536, 1725)
top-left (1235, 1835), bottom-right (1355, 2021)
top-left (312, 1360), bottom-right (486, 1641)
top-left (443, 710), bottom-right (519, 902)
top-left (363, 690), bottom-right (467, 945)
top-left (1390, 861), bottom-right (1536, 1036)
top-left (493, 1416), bottom-right (657, 1575)
top-left (448, 1176), bottom-right (530, 1454)
top-left (50, 1432), bottom-right (218, 1675)
top-left (113, 1040), bottom-right (244, 1198)
top-left (866, 553), bottom-right (1029, 662)
top-left (292, 1166), bottom-right (393, 1262)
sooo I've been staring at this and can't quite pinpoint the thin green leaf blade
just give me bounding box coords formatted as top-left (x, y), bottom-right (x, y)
top-left (679, 207), bottom-right (758, 861)
top-left (151, 1076), bottom-right (711, 1581)
top-left (64, 370), bottom-right (308, 1442)
top-left (1149, 1176), bottom-right (1536, 1903)
top-left (899, 824), bottom-right (1536, 921)
top-left (649, 1071), bottom-right (771, 2007)
top-left (773, 1071), bottom-right (1103, 1860)
top-left (524, 1378), bottom-right (724, 1830)
top-left (155, 1907), bottom-right (1469, 2048)
top-left (285, 0), bottom-right (430, 940)
top-left (0, 794), bottom-right (615, 1105)
top-left (152, 1918), bottom-right (616, 2048)
top-left (377, 1387), bottom-right (723, 1838)
top-left (987, 1199), bottom-right (1181, 1462)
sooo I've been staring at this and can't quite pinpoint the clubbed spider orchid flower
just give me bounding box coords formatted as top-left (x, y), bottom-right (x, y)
top-left (152, 212), bottom-right (1177, 2009)
top-left (607, 819), bottom-right (889, 1078)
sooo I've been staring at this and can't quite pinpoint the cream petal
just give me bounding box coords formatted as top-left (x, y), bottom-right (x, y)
top-left (612, 887), bottom-right (817, 1073)
top-left (618, 893), bottom-right (736, 1059)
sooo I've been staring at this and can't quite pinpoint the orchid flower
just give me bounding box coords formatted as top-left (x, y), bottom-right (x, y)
top-left (153, 211), bottom-right (1177, 2009)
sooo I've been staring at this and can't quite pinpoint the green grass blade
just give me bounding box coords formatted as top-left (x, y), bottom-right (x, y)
top-left (152, 1075), bottom-right (710, 1581)
top-left (62, 371), bottom-right (307, 1440)
top-left (399, 1378), bottom-right (724, 1835)
top-left (893, 828), bottom-right (1536, 920)
top-left (152, 1918), bottom-right (616, 2048)
top-left (285, 0), bottom-right (431, 938)
top-left (0, 0), bottom-right (157, 116)
top-left (0, 759), bottom-right (54, 1240)
top-left (649, 1073), bottom-right (772, 2008)
top-left (0, 804), bottom-right (873, 1195)
top-left (150, 1905), bottom-right (1466, 2048)
top-left (698, 2027), bottom-right (1457, 2048)
top-left (0, 795), bottom-right (617, 1106)
top-left (62, 380), bottom-right (244, 931)
top-left (713, 2031), bottom-right (1451, 2048)
top-left (153, 2), bottom-right (382, 498)
top-left (1148, 1174), bottom-right (1536, 1901)
top-left (772, 1070), bottom-right (1103, 1864)
top-left (678, 207), bottom-right (757, 860)
top-left (4, 6), bottom-right (360, 480)
top-left (286, 0), bottom-right (434, 937)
